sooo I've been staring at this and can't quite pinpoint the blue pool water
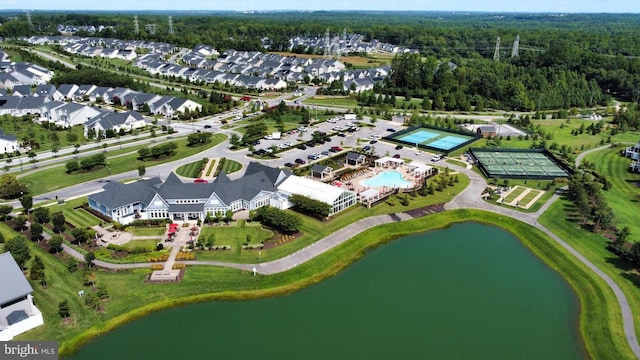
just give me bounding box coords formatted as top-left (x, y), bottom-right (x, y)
top-left (360, 171), bottom-right (412, 189)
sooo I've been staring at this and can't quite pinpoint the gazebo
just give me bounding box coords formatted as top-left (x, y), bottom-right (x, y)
top-left (359, 188), bottom-right (381, 208)
top-left (375, 156), bottom-right (404, 169)
top-left (311, 164), bottom-right (333, 180)
top-left (406, 163), bottom-right (434, 178)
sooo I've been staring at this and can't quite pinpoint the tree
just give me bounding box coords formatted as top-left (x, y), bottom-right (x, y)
top-left (32, 207), bottom-right (50, 224)
top-left (289, 194), bottom-right (332, 219)
top-left (13, 215), bottom-right (27, 231)
top-left (6, 235), bottom-right (31, 268)
top-left (58, 300), bottom-right (70, 318)
top-left (29, 255), bottom-right (46, 286)
top-left (65, 160), bottom-right (80, 173)
top-left (224, 210), bottom-right (233, 224)
top-left (254, 206), bottom-right (301, 234)
top-left (96, 284), bottom-right (109, 299)
top-left (0, 204), bottom-right (12, 221)
top-left (617, 226), bottom-right (631, 243)
top-left (0, 174), bottom-right (28, 199)
top-left (84, 293), bottom-right (100, 311)
top-left (52, 212), bottom-right (66, 233)
top-left (85, 251), bottom-right (96, 268)
top-left (229, 133), bottom-right (241, 148)
top-left (137, 164), bottom-right (146, 178)
top-left (71, 228), bottom-right (89, 244)
top-left (29, 222), bottom-right (43, 242)
top-left (19, 194), bottom-right (32, 214)
top-left (48, 235), bottom-right (64, 254)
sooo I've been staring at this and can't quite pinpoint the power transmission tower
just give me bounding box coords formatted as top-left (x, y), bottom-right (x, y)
top-left (145, 23), bottom-right (157, 35)
top-left (511, 35), bottom-right (520, 58)
top-left (25, 11), bottom-right (34, 30)
top-left (493, 36), bottom-right (501, 61)
top-left (168, 16), bottom-right (174, 36)
top-left (323, 29), bottom-right (331, 60)
top-left (134, 15), bottom-right (140, 36)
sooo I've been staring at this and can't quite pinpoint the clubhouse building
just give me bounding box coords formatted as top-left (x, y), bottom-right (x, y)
top-left (88, 162), bottom-right (357, 224)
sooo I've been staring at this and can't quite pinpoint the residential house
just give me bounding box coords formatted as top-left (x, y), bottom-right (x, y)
top-left (10, 85), bottom-right (32, 97)
top-left (0, 252), bottom-right (44, 341)
top-left (84, 110), bottom-right (146, 137)
top-left (33, 84), bottom-right (57, 100)
top-left (53, 84), bottom-right (79, 101)
top-left (0, 129), bottom-right (18, 153)
top-left (39, 102), bottom-right (102, 128)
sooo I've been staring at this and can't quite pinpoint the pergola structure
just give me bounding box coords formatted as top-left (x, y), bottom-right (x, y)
top-left (374, 156), bottom-right (404, 169)
top-left (406, 163), bottom-right (434, 178)
top-left (311, 164), bottom-right (333, 180)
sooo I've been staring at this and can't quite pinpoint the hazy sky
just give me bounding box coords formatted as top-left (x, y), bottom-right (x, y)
top-left (6, 0), bottom-right (640, 13)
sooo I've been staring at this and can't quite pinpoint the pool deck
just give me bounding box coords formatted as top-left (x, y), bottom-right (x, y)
top-left (332, 165), bottom-right (426, 194)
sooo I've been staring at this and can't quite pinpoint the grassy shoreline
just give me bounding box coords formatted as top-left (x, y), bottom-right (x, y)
top-left (55, 209), bottom-right (628, 359)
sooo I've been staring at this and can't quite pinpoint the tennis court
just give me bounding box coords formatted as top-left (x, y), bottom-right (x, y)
top-left (393, 128), bottom-right (476, 151)
top-left (470, 148), bottom-right (571, 179)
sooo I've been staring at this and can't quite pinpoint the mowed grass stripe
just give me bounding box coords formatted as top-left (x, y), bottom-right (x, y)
top-left (221, 159), bottom-right (242, 174)
top-left (520, 190), bottom-right (542, 205)
top-left (63, 208), bottom-right (102, 228)
top-left (503, 186), bottom-right (526, 203)
top-left (585, 148), bottom-right (640, 237)
top-left (176, 160), bottom-right (204, 178)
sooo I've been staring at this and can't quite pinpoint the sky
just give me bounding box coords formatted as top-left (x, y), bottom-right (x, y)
top-left (5, 0), bottom-right (640, 13)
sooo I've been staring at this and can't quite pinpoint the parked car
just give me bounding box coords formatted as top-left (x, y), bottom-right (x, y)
top-left (387, 128), bottom-right (396, 132)
top-left (327, 118), bottom-right (337, 123)
top-left (307, 154), bottom-right (319, 160)
top-left (395, 145), bottom-right (403, 150)
top-left (306, 141), bottom-right (316, 147)
top-left (284, 162), bottom-right (295, 167)
top-left (295, 158), bottom-right (306, 164)
top-left (330, 146), bottom-right (343, 152)
top-left (337, 133), bottom-right (347, 137)
top-left (321, 150), bottom-right (331, 156)
top-left (297, 144), bottom-right (307, 150)
top-left (204, 124), bottom-right (212, 129)
top-left (431, 154), bottom-right (442, 162)
top-left (393, 154), bottom-right (401, 158)
top-left (369, 140), bottom-right (378, 144)
top-left (363, 145), bottom-right (371, 151)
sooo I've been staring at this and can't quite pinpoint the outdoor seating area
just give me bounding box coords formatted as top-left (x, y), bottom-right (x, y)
top-left (340, 168), bottom-right (371, 182)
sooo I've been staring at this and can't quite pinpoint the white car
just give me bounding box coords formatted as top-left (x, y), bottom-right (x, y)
top-left (327, 119), bottom-right (337, 123)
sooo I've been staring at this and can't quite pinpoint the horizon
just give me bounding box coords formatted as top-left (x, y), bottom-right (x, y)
top-left (3, 0), bottom-right (640, 14)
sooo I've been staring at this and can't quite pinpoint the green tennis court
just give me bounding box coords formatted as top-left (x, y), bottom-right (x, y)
top-left (470, 148), bottom-right (571, 179)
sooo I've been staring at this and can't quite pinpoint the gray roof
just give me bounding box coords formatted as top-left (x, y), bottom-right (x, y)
top-left (89, 178), bottom-right (161, 209)
top-left (158, 173), bottom-right (216, 200)
top-left (0, 252), bottom-right (34, 305)
top-left (346, 152), bottom-right (365, 160)
top-left (11, 85), bottom-right (31, 96)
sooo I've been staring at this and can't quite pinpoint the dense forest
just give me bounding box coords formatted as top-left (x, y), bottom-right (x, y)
top-left (1, 11), bottom-right (640, 108)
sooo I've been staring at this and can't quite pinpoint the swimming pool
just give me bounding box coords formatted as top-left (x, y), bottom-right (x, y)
top-left (360, 171), bottom-right (413, 189)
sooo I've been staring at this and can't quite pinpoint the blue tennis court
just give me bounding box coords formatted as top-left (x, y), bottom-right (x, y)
top-left (398, 130), bottom-right (439, 144)
top-left (428, 136), bottom-right (470, 150)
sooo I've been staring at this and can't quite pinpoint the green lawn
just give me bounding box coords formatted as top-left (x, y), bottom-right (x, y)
top-left (0, 117), bottom-right (87, 153)
top-left (220, 159), bottom-right (242, 174)
top-left (19, 134), bottom-right (225, 196)
top-left (503, 186), bottom-right (526, 203)
top-left (196, 223), bottom-right (274, 260)
top-left (539, 199), bottom-right (640, 358)
top-left (121, 239), bottom-right (158, 251)
top-left (63, 208), bottom-right (103, 229)
top-left (125, 227), bottom-right (166, 237)
top-left (520, 189), bottom-right (543, 205)
top-left (584, 147), bottom-right (640, 238)
top-left (175, 160), bottom-right (205, 178)
top-left (303, 96), bottom-right (358, 108)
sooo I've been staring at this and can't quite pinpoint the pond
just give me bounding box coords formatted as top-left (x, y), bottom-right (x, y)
top-left (69, 222), bottom-right (585, 360)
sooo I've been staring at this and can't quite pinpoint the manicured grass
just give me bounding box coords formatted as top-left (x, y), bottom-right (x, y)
top-left (220, 159), bottom-right (242, 174)
top-left (125, 227), bottom-right (166, 237)
top-left (196, 224), bottom-right (273, 259)
top-left (0, 115), bottom-right (87, 152)
top-left (539, 199), bottom-right (640, 358)
top-left (175, 160), bottom-right (204, 178)
top-left (584, 147), bottom-right (640, 238)
top-left (121, 239), bottom-right (158, 250)
top-left (503, 186), bottom-right (526, 203)
top-left (520, 189), bottom-right (542, 204)
top-left (303, 96), bottom-right (358, 108)
top-left (19, 134), bottom-right (225, 196)
top-left (63, 208), bottom-right (102, 229)
top-left (13, 207), bottom-right (626, 359)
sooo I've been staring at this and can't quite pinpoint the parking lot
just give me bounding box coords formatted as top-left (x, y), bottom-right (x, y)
top-left (253, 117), bottom-right (446, 168)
